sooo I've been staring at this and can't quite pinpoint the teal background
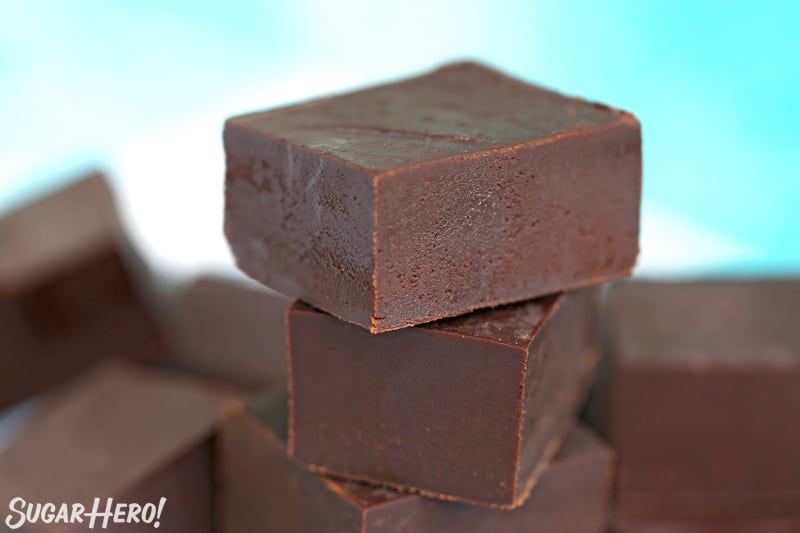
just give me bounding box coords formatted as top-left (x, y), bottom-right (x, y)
top-left (1, 1), bottom-right (798, 274)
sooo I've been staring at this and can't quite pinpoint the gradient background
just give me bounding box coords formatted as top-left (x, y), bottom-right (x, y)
top-left (1, 0), bottom-right (798, 278)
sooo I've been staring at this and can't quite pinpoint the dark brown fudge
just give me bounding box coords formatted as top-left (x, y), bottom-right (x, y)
top-left (288, 289), bottom-right (599, 507)
top-left (586, 280), bottom-right (800, 519)
top-left (0, 173), bottom-right (162, 408)
top-left (224, 61), bottom-right (641, 332)
top-left (217, 389), bottom-right (615, 533)
top-left (0, 362), bottom-right (233, 533)
top-left (161, 275), bottom-right (291, 387)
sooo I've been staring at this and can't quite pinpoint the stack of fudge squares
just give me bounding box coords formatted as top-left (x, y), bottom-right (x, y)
top-left (218, 61), bottom-right (641, 531)
top-left (1, 62), bottom-right (798, 533)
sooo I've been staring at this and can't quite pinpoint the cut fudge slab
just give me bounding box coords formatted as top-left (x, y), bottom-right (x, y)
top-left (162, 275), bottom-right (291, 387)
top-left (288, 289), bottom-right (599, 507)
top-left (224, 61), bottom-right (641, 332)
top-left (0, 173), bottom-right (162, 408)
top-left (586, 280), bottom-right (800, 497)
top-left (217, 389), bottom-right (615, 533)
top-left (0, 362), bottom-right (233, 533)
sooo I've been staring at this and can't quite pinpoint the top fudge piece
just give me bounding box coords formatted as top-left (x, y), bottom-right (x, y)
top-left (225, 61), bottom-right (641, 332)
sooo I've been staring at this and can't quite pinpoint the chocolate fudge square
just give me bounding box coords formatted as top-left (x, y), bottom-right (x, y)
top-left (224, 61), bottom-right (641, 332)
top-left (587, 280), bottom-right (800, 515)
top-left (0, 173), bottom-right (162, 408)
top-left (218, 398), bottom-right (615, 533)
top-left (288, 289), bottom-right (599, 507)
top-left (0, 362), bottom-right (233, 533)
top-left (161, 275), bottom-right (291, 387)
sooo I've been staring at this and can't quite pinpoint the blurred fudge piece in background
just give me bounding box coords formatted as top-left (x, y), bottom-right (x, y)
top-left (159, 275), bottom-right (291, 388)
top-left (0, 173), bottom-right (163, 409)
top-left (0, 361), bottom-right (235, 533)
top-left (585, 279), bottom-right (800, 526)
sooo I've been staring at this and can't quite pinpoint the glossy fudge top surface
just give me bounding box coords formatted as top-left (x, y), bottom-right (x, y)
top-left (0, 362), bottom-right (231, 503)
top-left (423, 293), bottom-right (560, 347)
top-left (607, 280), bottom-right (800, 367)
top-left (227, 62), bottom-right (630, 173)
top-left (294, 293), bottom-right (561, 349)
top-left (0, 172), bottom-right (119, 293)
